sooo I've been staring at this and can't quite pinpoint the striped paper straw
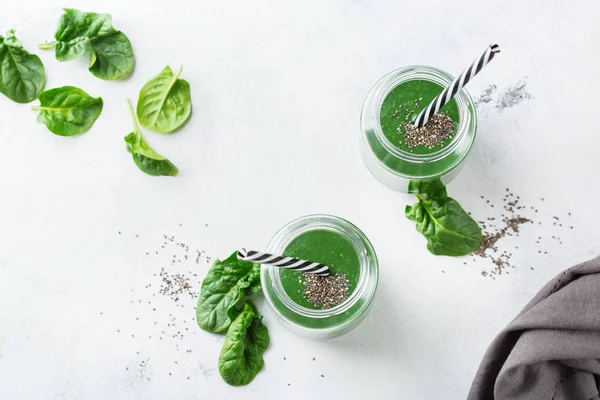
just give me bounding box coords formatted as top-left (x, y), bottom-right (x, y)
top-left (413, 44), bottom-right (501, 127)
top-left (237, 248), bottom-right (330, 277)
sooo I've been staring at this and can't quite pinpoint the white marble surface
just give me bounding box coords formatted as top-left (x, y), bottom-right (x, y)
top-left (1, 0), bottom-right (599, 399)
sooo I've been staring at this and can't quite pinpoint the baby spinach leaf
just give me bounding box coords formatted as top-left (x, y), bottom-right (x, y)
top-left (218, 302), bottom-right (269, 386)
top-left (32, 86), bottom-right (103, 136)
top-left (196, 252), bottom-right (261, 333)
top-left (124, 99), bottom-right (179, 176)
top-left (0, 30), bottom-right (45, 103)
top-left (42, 9), bottom-right (114, 61)
top-left (39, 8), bottom-right (134, 80)
top-left (137, 66), bottom-right (191, 133)
top-left (406, 194), bottom-right (482, 256)
top-left (88, 31), bottom-right (134, 80)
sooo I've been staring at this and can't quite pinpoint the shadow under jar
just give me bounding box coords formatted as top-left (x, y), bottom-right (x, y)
top-left (360, 65), bottom-right (477, 193)
top-left (261, 215), bottom-right (379, 340)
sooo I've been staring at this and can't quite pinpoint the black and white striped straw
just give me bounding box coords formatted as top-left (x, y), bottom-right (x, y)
top-left (413, 44), bottom-right (501, 128)
top-left (237, 248), bottom-right (330, 277)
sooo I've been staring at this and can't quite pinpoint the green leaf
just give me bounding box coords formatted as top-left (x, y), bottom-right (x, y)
top-left (196, 252), bottom-right (261, 333)
top-left (137, 66), bottom-right (191, 133)
top-left (89, 31), bottom-right (134, 80)
top-left (218, 302), bottom-right (269, 386)
top-left (124, 99), bottom-right (179, 176)
top-left (406, 195), bottom-right (482, 256)
top-left (40, 8), bottom-right (134, 80)
top-left (52, 9), bottom-right (114, 61)
top-left (0, 30), bottom-right (45, 103)
top-left (32, 86), bottom-right (102, 136)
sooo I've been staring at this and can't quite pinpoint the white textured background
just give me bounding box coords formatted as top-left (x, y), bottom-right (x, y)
top-left (1, 0), bottom-right (599, 399)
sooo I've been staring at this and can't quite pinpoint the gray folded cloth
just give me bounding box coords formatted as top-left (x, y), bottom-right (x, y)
top-left (468, 256), bottom-right (600, 400)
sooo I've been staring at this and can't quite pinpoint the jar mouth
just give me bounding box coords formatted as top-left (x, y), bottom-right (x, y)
top-left (372, 65), bottom-right (476, 163)
top-left (263, 215), bottom-right (373, 318)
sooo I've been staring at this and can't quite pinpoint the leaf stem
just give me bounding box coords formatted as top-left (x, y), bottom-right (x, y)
top-left (175, 66), bottom-right (183, 80)
top-left (126, 98), bottom-right (141, 132)
top-left (32, 106), bottom-right (77, 111)
top-left (38, 41), bottom-right (56, 50)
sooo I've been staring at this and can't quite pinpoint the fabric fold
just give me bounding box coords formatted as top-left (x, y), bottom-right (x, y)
top-left (468, 256), bottom-right (600, 400)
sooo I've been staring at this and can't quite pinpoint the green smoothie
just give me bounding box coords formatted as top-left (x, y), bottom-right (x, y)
top-left (261, 215), bottom-right (378, 337)
top-left (380, 79), bottom-right (459, 154)
top-left (279, 230), bottom-right (360, 310)
top-left (362, 68), bottom-right (477, 188)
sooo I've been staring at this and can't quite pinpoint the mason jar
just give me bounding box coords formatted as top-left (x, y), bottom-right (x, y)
top-left (261, 215), bottom-right (379, 339)
top-left (360, 65), bottom-right (477, 192)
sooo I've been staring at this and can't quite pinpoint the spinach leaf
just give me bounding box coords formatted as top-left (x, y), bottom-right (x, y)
top-left (406, 194), bottom-right (482, 256)
top-left (39, 8), bottom-right (134, 80)
top-left (124, 99), bottom-right (179, 176)
top-left (218, 302), bottom-right (269, 386)
top-left (32, 86), bottom-right (103, 136)
top-left (137, 66), bottom-right (191, 133)
top-left (88, 31), bottom-right (134, 80)
top-left (0, 30), bottom-right (45, 103)
top-left (43, 9), bottom-right (114, 61)
top-left (196, 251), bottom-right (261, 333)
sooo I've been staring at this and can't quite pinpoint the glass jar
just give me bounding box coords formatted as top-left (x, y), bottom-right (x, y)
top-left (261, 215), bottom-right (379, 340)
top-left (360, 65), bottom-right (477, 192)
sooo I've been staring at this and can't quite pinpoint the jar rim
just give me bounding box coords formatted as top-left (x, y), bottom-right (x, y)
top-left (371, 65), bottom-right (477, 164)
top-left (262, 214), bottom-right (378, 320)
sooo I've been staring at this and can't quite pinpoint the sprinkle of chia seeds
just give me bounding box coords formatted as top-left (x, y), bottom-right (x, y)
top-left (399, 112), bottom-right (454, 149)
top-left (158, 267), bottom-right (195, 300)
top-left (302, 272), bottom-right (350, 309)
top-left (474, 189), bottom-right (576, 277)
top-left (475, 215), bottom-right (530, 275)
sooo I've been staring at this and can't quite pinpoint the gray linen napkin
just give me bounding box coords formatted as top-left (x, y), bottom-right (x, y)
top-left (468, 256), bottom-right (600, 400)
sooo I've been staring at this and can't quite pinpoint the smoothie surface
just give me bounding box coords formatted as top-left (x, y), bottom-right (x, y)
top-left (280, 229), bottom-right (360, 309)
top-left (380, 79), bottom-right (459, 154)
